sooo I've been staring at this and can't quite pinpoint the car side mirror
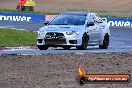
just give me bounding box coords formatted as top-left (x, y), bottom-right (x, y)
top-left (87, 22), bottom-right (95, 27)
top-left (44, 21), bottom-right (49, 25)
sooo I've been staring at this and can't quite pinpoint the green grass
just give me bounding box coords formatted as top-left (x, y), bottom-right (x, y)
top-left (0, 28), bottom-right (37, 47)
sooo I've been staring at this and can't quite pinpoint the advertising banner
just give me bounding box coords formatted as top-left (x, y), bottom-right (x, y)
top-left (1, 12), bottom-right (132, 27)
top-left (0, 12), bottom-right (45, 22)
top-left (103, 17), bottom-right (132, 27)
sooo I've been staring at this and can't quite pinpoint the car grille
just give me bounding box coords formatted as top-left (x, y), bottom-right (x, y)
top-left (45, 39), bottom-right (66, 44)
top-left (47, 32), bottom-right (64, 36)
top-left (38, 39), bottom-right (43, 43)
top-left (45, 32), bottom-right (66, 44)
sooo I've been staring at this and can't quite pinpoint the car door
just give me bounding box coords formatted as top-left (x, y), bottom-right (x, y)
top-left (88, 24), bottom-right (102, 42)
top-left (86, 14), bottom-right (102, 44)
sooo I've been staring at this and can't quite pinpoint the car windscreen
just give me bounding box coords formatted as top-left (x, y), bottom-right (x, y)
top-left (49, 15), bottom-right (86, 25)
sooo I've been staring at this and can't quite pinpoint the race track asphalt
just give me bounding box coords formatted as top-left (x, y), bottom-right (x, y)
top-left (0, 21), bottom-right (132, 55)
top-left (0, 21), bottom-right (132, 88)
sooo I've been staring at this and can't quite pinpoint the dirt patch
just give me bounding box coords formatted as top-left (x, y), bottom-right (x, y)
top-left (0, 53), bottom-right (132, 88)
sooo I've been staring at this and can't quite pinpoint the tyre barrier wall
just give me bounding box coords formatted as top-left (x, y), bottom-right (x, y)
top-left (0, 12), bottom-right (45, 22)
top-left (0, 12), bottom-right (132, 27)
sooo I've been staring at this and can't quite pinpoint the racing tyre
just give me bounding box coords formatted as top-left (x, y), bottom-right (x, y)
top-left (99, 34), bottom-right (109, 49)
top-left (37, 45), bottom-right (48, 50)
top-left (62, 46), bottom-right (71, 50)
top-left (77, 33), bottom-right (89, 50)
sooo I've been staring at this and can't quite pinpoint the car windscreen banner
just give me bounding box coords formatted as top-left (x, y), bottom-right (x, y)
top-left (0, 12), bottom-right (45, 22)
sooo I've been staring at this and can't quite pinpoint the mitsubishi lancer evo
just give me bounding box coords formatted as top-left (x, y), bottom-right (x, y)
top-left (37, 12), bottom-right (110, 50)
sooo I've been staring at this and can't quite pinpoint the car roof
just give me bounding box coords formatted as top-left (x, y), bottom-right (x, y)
top-left (60, 12), bottom-right (96, 16)
top-left (60, 12), bottom-right (88, 16)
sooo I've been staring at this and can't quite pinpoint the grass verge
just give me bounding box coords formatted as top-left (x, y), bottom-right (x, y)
top-left (0, 28), bottom-right (37, 47)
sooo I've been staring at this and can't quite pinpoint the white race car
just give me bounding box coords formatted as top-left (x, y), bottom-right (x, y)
top-left (37, 12), bottom-right (110, 50)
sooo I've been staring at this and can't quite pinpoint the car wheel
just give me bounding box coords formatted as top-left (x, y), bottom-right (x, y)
top-left (99, 34), bottom-right (109, 49)
top-left (37, 45), bottom-right (48, 50)
top-left (77, 33), bottom-right (89, 50)
top-left (62, 46), bottom-right (71, 50)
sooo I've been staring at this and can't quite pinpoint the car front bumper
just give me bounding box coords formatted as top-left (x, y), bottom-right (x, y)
top-left (37, 32), bottom-right (82, 46)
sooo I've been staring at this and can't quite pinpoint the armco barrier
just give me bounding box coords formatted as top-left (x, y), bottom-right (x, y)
top-left (0, 12), bottom-right (45, 22)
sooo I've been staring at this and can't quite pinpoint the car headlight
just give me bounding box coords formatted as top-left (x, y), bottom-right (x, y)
top-left (38, 30), bottom-right (45, 35)
top-left (66, 31), bottom-right (79, 35)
